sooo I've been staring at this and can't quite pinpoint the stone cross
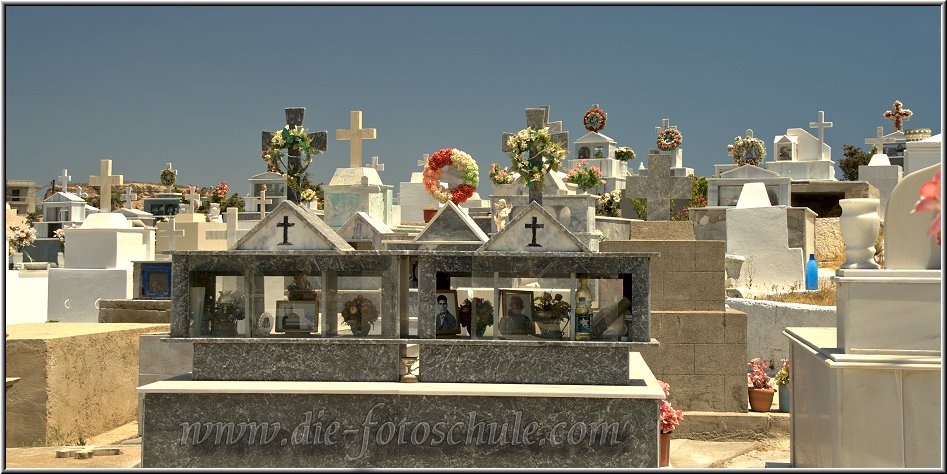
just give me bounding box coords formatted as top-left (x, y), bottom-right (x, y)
top-left (655, 117), bottom-right (677, 136)
top-left (262, 108), bottom-right (328, 203)
top-left (89, 159), bottom-right (124, 212)
top-left (277, 215), bottom-right (295, 246)
top-left (883, 100), bottom-right (912, 132)
top-left (121, 186), bottom-right (138, 210)
top-left (865, 126), bottom-right (895, 153)
top-left (250, 189), bottom-right (273, 219)
top-left (365, 156), bottom-right (385, 171)
top-left (808, 110), bottom-right (833, 160)
top-left (624, 153), bottom-right (692, 221)
top-left (159, 218), bottom-right (185, 252)
top-left (335, 111), bottom-right (377, 168)
top-left (418, 154), bottom-right (429, 169)
top-left (184, 186), bottom-right (201, 214)
top-left (57, 169), bottom-right (71, 194)
top-left (501, 105), bottom-right (569, 154)
top-left (164, 163), bottom-right (177, 193)
top-left (525, 216), bottom-right (544, 247)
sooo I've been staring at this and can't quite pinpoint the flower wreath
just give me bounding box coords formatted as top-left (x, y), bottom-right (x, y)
top-left (731, 133), bottom-right (767, 166)
top-left (583, 106), bottom-right (607, 132)
top-left (423, 148), bottom-right (480, 205)
top-left (160, 169), bottom-right (177, 187)
top-left (507, 127), bottom-right (568, 187)
top-left (657, 128), bottom-right (683, 151)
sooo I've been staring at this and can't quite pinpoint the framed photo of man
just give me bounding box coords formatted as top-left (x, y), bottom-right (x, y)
top-left (275, 300), bottom-right (318, 333)
top-left (434, 290), bottom-right (460, 336)
top-left (498, 290), bottom-right (534, 337)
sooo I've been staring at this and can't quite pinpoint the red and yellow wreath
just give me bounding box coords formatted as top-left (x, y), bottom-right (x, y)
top-left (423, 148), bottom-right (480, 205)
top-left (657, 127), bottom-right (683, 151)
top-left (583, 106), bottom-right (607, 132)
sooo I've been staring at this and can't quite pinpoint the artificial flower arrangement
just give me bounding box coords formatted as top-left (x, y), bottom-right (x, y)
top-left (506, 127), bottom-right (568, 189)
top-left (531, 292), bottom-right (571, 323)
top-left (773, 358), bottom-right (790, 386)
top-left (565, 160), bottom-right (605, 191)
top-left (657, 127), bottom-right (683, 151)
top-left (659, 380), bottom-right (684, 434)
top-left (597, 191), bottom-right (622, 217)
top-left (160, 168), bottom-right (177, 187)
top-left (300, 188), bottom-right (318, 204)
top-left (488, 163), bottom-right (516, 185)
top-left (458, 297), bottom-right (495, 337)
top-left (208, 182), bottom-right (230, 203)
top-left (423, 148), bottom-right (479, 205)
top-left (342, 295), bottom-right (379, 335)
top-left (614, 146), bottom-right (636, 162)
top-left (747, 357), bottom-right (773, 389)
top-left (583, 105), bottom-right (607, 132)
top-left (52, 224), bottom-right (79, 253)
top-left (8, 224), bottom-right (37, 260)
top-left (911, 169), bottom-right (941, 245)
top-left (262, 125), bottom-right (321, 203)
top-left (731, 132), bottom-right (767, 166)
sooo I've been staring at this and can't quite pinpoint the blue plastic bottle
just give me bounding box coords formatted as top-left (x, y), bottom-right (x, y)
top-left (805, 254), bottom-right (818, 290)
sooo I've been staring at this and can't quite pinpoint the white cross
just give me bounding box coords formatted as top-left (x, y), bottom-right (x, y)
top-left (159, 218), bottom-right (186, 252)
top-left (120, 186), bottom-right (138, 209)
top-left (57, 169), bottom-right (71, 194)
top-left (655, 117), bottom-right (677, 136)
top-left (250, 189), bottom-right (273, 219)
top-left (336, 111), bottom-right (377, 168)
top-left (418, 154), bottom-right (429, 169)
top-left (89, 159), bottom-right (124, 212)
top-left (808, 111), bottom-right (833, 159)
top-left (865, 126), bottom-right (895, 153)
top-left (164, 163), bottom-right (178, 193)
top-left (184, 185), bottom-right (201, 213)
top-left (365, 156), bottom-right (385, 171)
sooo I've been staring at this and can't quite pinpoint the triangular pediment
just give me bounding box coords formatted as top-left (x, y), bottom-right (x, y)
top-left (773, 135), bottom-right (797, 144)
top-left (575, 131), bottom-right (616, 144)
top-left (415, 201), bottom-right (488, 243)
top-left (478, 202), bottom-right (590, 253)
top-left (338, 211), bottom-right (394, 242)
top-left (248, 171), bottom-right (287, 181)
top-left (233, 201), bottom-right (353, 251)
top-left (720, 165), bottom-right (780, 179)
top-left (44, 192), bottom-right (85, 203)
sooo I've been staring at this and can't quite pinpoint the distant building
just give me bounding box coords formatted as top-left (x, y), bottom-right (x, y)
top-left (5, 179), bottom-right (40, 215)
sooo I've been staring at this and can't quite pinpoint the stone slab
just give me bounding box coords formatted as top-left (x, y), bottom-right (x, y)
top-left (140, 377), bottom-right (661, 468)
top-left (191, 339), bottom-right (403, 382)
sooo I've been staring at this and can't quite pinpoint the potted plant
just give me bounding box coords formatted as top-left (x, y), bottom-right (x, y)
top-left (614, 146), bottom-right (636, 162)
top-left (565, 160), bottom-right (605, 193)
top-left (596, 190), bottom-right (622, 217)
top-left (342, 295), bottom-right (379, 337)
top-left (658, 380), bottom-right (684, 467)
top-left (774, 358), bottom-right (790, 413)
top-left (531, 292), bottom-right (571, 339)
top-left (8, 224), bottom-right (37, 268)
top-left (458, 297), bottom-right (494, 338)
top-left (747, 357), bottom-right (775, 412)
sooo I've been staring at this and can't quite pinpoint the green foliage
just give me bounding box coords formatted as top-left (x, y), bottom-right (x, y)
top-left (839, 144), bottom-right (875, 181)
top-left (222, 193), bottom-right (245, 212)
top-left (629, 198), bottom-right (647, 219)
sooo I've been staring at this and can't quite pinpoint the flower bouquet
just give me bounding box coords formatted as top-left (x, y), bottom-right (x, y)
top-left (747, 357), bottom-right (775, 412)
top-left (566, 160), bottom-right (605, 191)
top-left (614, 146), bottom-right (636, 162)
top-left (488, 163), bottom-right (515, 185)
top-left (8, 224), bottom-right (37, 262)
top-left (458, 297), bottom-right (495, 338)
top-left (342, 295), bottom-right (379, 337)
top-left (658, 380), bottom-right (684, 467)
top-left (531, 292), bottom-right (571, 339)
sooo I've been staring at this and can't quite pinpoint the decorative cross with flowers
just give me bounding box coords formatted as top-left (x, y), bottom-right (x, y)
top-left (883, 100), bottom-right (913, 132)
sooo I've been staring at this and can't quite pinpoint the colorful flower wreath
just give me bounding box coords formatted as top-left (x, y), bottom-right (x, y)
top-left (423, 148), bottom-right (480, 205)
top-left (507, 127), bottom-right (568, 188)
top-left (583, 106), bottom-right (607, 132)
top-left (657, 128), bottom-right (683, 151)
top-left (731, 133), bottom-right (767, 166)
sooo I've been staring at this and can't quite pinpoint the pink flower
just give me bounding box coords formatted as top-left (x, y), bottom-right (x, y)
top-left (912, 169), bottom-right (941, 244)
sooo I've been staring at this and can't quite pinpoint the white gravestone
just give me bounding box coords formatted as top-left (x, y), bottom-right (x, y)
top-left (768, 124), bottom-right (836, 180)
top-left (858, 152), bottom-right (902, 221)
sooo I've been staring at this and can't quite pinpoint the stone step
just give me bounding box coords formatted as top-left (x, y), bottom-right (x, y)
top-left (673, 410), bottom-right (789, 441)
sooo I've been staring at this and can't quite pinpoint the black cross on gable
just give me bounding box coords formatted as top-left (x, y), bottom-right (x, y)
top-left (525, 216), bottom-right (544, 248)
top-left (277, 215), bottom-right (295, 246)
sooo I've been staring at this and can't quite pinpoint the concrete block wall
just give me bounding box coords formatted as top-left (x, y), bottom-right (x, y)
top-left (636, 309), bottom-right (748, 413)
top-left (5, 323), bottom-right (169, 447)
top-left (726, 298), bottom-right (837, 368)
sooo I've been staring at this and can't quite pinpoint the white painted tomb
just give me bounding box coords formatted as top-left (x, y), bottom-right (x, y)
top-left (724, 183), bottom-right (805, 295)
top-left (767, 119), bottom-right (836, 181)
top-left (397, 155), bottom-right (439, 224)
top-left (246, 171), bottom-right (288, 215)
top-left (34, 191), bottom-right (93, 238)
top-left (902, 133), bottom-right (941, 175)
top-left (47, 212), bottom-right (155, 322)
top-left (707, 164), bottom-right (792, 207)
top-left (569, 130), bottom-right (627, 193)
top-left (784, 163), bottom-right (941, 468)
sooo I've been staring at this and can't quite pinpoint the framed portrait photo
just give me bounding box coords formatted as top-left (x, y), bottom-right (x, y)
top-left (434, 290), bottom-right (460, 336)
top-left (275, 300), bottom-right (318, 333)
top-left (498, 290), bottom-right (534, 337)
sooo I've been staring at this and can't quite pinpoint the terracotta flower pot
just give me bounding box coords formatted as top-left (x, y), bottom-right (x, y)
top-left (748, 387), bottom-right (775, 412)
top-left (659, 431), bottom-right (671, 467)
top-left (423, 208), bottom-right (438, 223)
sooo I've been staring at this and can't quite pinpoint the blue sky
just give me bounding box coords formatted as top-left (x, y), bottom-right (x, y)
top-left (3, 5), bottom-right (942, 197)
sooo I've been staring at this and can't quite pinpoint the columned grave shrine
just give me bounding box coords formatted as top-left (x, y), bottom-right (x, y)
top-left (140, 194), bottom-right (667, 468)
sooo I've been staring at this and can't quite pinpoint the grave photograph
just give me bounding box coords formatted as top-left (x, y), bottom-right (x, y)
top-left (2, 4), bottom-right (942, 470)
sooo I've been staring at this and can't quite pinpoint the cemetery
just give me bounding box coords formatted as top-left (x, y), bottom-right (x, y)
top-left (4, 95), bottom-right (942, 468)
